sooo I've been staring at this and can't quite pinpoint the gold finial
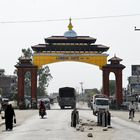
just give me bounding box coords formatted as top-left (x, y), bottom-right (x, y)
top-left (68, 18), bottom-right (73, 30)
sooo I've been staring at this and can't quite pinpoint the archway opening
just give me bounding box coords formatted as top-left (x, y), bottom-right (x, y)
top-left (46, 61), bottom-right (102, 103)
top-left (24, 71), bottom-right (31, 109)
top-left (109, 72), bottom-right (116, 98)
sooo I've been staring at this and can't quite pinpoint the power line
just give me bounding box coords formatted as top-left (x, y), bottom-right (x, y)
top-left (0, 13), bottom-right (140, 24)
top-left (0, 18), bottom-right (68, 24)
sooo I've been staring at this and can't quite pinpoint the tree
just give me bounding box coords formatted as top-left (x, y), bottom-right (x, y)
top-left (84, 88), bottom-right (100, 102)
top-left (37, 66), bottom-right (52, 97)
top-left (109, 80), bottom-right (116, 96)
top-left (22, 48), bottom-right (32, 58)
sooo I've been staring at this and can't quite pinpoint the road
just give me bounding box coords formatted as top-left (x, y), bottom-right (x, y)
top-left (112, 117), bottom-right (140, 140)
top-left (0, 103), bottom-right (140, 140)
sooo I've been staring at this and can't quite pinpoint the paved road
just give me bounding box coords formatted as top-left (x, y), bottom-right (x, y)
top-left (112, 117), bottom-right (140, 140)
top-left (0, 106), bottom-right (88, 140)
top-left (0, 103), bottom-right (140, 140)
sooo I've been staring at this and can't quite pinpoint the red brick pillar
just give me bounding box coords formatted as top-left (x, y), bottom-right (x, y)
top-left (115, 70), bottom-right (123, 105)
top-left (103, 69), bottom-right (110, 97)
top-left (15, 58), bottom-right (38, 109)
top-left (102, 55), bottom-right (125, 107)
top-left (17, 69), bottom-right (25, 109)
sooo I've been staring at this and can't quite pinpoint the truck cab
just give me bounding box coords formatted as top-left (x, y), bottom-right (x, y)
top-left (92, 94), bottom-right (109, 115)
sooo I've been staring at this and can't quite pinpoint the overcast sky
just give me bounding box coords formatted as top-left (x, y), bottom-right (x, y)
top-left (0, 0), bottom-right (140, 93)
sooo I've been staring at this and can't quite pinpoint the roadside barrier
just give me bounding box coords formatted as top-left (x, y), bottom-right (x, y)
top-left (97, 111), bottom-right (111, 127)
top-left (71, 108), bottom-right (79, 127)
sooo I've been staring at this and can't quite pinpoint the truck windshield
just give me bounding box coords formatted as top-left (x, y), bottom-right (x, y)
top-left (59, 92), bottom-right (75, 97)
top-left (59, 87), bottom-right (75, 98)
top-left (96, 99), bottom-right (109, 105)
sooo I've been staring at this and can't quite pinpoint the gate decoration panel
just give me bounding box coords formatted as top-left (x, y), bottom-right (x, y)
top-left (32, 53), bottom-right (108, 69)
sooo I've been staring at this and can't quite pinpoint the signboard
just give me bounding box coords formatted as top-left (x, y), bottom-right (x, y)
top-left (128, 76), bottom-right (140, 84)
top-left (132, 65), bottom-right (140, 75)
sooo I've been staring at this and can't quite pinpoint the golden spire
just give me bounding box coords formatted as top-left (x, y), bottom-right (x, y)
top-left (68, 18), bottom-right (73, 30)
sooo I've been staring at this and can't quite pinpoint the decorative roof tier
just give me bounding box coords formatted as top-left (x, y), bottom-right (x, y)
top-left (45, 36), bottom-right (96, 44)
top-left (102, 54), bottom-right (125, 69)
top-left (108, 55), bottom-right (122, 62)
top-left (15, 57), bottom-right (37, 68)
top-left (32, 43), bottom-right (109, 53)
top-left (32, 18), bottom-right (109, 53)
top-left (108, 55), bottom-right (122, 65)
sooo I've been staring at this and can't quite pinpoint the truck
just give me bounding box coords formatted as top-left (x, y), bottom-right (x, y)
top-left (57, 87), bottom-right (76, 109)
top-left (92, 94), bottom-right (109, 115)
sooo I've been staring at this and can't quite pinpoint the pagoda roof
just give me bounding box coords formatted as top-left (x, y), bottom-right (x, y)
top-left (45, 36), bottom-right (96, 44)
top-left (108, 55), bottom-right (122, 62)
top-left (31, 43), bottom-right (109, 53)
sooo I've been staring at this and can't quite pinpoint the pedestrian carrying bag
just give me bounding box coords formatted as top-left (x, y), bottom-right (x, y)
top-left (1, 111), bottom-right (5, 119)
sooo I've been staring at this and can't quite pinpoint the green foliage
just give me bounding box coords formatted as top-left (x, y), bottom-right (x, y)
top-left (109, 80), bottom-right (116, 96)
top-left (24, 72), bottom-right (31, 96)
top-left (22, 48), bottom-right (32, 58)
top-left (37, 66), bottom-right (52, 97)
top-left (84, 88), bottom-right (100, 101)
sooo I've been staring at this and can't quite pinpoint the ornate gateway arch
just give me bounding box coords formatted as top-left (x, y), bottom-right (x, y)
top-left (32, 19), bottom-right (108, 68)
top-left (16, 19), bottom-right (125, 109)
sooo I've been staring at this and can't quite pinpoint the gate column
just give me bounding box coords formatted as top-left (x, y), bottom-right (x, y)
top-left (17, 68), bottom-right (25, 108)
top-left (102, 55), bottom-right (125, 107)
top-left (31, 69), bottom-right (38, 108)
top-left (115, 70), bottom-right (123, 105)
top-left (102, 69), bottom-right (109, 97)
top-left (15, 57), bottom-right (38, 109)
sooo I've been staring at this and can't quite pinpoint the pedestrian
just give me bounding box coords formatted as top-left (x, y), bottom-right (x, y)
top-left (128, 101), bottom-right (136, 119)
top-left (5, 104), bottom-right (16, 131)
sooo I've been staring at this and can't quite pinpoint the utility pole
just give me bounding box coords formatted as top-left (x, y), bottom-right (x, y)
top-left (79, 82), bottom-right (84, 103)
top-left (79, 82), bottom-right (83, 95)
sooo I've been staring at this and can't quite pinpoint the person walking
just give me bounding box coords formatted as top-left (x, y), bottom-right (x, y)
top-left (128, 101), bottom-right (136, 119)
top-left (5, 104), bottom-right (16, 131)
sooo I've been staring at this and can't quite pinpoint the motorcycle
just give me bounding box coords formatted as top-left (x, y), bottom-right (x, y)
top-left (39, 108), bottom-right (46, 118)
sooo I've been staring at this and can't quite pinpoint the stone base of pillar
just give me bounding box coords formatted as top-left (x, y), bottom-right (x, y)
top-left (18, 100), bottom-right (25, 110)
top-left (31, 98), bottom-right (37, 109)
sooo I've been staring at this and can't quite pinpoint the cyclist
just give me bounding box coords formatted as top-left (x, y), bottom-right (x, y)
top-left (128, 101), bottom-right (136, 119)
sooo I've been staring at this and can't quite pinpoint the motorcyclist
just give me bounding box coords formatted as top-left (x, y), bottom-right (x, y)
top-left (39, 100), bottom-right (46, 117)
top-left (128, 101), bottom-right (136, 119)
